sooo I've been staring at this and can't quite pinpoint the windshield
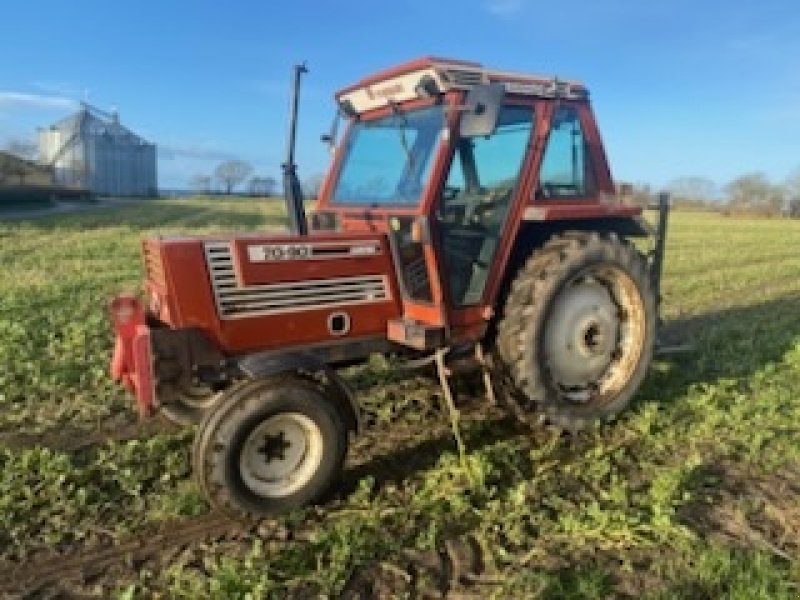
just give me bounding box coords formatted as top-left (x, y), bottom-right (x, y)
top-left (331, 105), bottom-right (444, 206)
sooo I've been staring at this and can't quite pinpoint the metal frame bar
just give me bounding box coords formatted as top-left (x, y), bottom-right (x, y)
top-left (649, 191), bottom-right (670, 321)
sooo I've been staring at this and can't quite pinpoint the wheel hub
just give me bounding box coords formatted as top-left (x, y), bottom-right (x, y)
top-left (239, 413), bottom-right (323, 498)
top-left (257, 430), bottom-right (292, 463)
top-left (543, 279), bottom-right (619, 390)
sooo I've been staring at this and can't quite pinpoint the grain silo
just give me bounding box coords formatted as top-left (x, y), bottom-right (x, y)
top-left (38, 103), bottom-right (157, 196)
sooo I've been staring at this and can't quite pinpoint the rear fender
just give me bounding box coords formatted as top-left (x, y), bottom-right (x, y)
top-left (500, 216), bottom-right (653, 306)
top-left (237, 351), bottom-right (360, 434)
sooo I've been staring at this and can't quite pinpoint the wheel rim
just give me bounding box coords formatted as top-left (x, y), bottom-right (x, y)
top-left (542, 266), bottom-right (646, 406)
top-left (239, 413), bottom-right (324, 498)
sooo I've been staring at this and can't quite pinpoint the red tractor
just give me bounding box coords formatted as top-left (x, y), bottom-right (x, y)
top-left (110, 57), bottom-right (668, 518)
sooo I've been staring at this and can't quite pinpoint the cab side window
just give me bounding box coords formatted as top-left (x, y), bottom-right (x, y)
top-left (537, 106), bottom-right (596, 199)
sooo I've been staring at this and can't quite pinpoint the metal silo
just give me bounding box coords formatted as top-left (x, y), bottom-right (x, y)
top-left (38, 103), bottom-right (157, 196)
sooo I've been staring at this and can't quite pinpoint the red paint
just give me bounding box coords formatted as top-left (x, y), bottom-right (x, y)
top-left (135, 233), bottom-right (402, 356)
top-left (109, 296), bottom-right (155, 416)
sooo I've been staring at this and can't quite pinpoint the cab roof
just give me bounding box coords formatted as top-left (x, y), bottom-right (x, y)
top-left (336, 56), bottom-right (588, 115)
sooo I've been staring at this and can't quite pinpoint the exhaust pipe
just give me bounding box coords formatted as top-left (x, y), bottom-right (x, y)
top-left (282, 63), bottom-right (308, 236)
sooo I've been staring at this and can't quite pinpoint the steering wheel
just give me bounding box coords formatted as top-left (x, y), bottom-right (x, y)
top-left (466, 186), bottom-right (513, 225)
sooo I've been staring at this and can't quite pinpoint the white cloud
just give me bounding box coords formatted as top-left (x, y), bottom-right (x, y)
top-left (31, 81), bottom-right (87, 100)
top-left (0, 91), bottom-right (77, 111)
top-left (483, 0), bottom-right (525, 16)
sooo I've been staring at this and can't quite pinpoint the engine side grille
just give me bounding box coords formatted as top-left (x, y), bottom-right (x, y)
top-left (143, 241), bottom-right (166, 288)
top-left (204, 242), bottom-right (390, 319)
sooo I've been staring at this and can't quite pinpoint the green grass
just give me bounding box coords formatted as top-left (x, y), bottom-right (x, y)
top-left (1, 200), bottom-right (799, 597)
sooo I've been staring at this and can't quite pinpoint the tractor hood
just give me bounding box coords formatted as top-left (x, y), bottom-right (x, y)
top-left (141, 232), bottom-right (402, 355)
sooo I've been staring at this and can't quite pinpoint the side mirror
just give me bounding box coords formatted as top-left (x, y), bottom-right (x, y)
top-left (459, 83), bottom-right (505, 138)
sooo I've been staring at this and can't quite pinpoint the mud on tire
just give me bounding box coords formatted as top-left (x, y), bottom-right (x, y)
top-left (496, 231), bottom-right (656, 430)
top-left (193, 376), bottom-right (347, 518)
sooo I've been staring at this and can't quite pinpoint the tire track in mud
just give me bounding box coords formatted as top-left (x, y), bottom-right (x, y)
top-left (0, 512), bottom-right (255, 597)
top-left (0, 515), bottom-right (502, 599)
top-left (0, 395), bottom-right (515, 597)
top-left (341, 535), bottom-right (503, 600)
top-left (0, 416), bottom-right (180, 453)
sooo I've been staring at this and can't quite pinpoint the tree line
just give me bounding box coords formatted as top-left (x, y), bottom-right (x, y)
top-left (190, 160), bottom-right (325, 198)
top-left (205, 159), bottom-right (800, 217)
top-left (7, 138), bottom-right (797, 214)
top-left (623, 166), bottom-right (800, 217)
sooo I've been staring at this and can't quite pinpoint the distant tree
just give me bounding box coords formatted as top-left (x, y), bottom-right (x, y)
top-left (4, 138), bottom-right (37, 161)
top-left (264, 176), bottom-right (277, 196)
top-left (616, 182), bottom-right (654, 208)
top-left (787, 197), bottom-right (800, 218)
top-left (247, 176), bottom-right (278, 196)
top-left (189, 174), bottom-right (212, 194)
top-left (247, 177), bottom-right (264, 195)
top-left (785, 167), bottom-right (800, 217)
top-left (303, 173), bottom-right (325, 199)
top-left (667, 176), bottom-right (717, 209)
top-left (786, 166), bottom-right (800, 192)
top-left (724, 172), bottom-right (785, 216)
top-left (214, 160), bottom-right (253, 194)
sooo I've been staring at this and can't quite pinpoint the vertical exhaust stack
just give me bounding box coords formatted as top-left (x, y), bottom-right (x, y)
top-left (282, 63), bottom-right (308, 236)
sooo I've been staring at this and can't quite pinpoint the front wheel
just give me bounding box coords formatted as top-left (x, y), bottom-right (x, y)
top-left (192, 377), bottom-right (348, 518)
top-left (496, 231), bottom-right (656, 430)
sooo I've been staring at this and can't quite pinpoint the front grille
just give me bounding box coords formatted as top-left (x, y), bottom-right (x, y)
top-left (204, 242), bottom-right (389, 319)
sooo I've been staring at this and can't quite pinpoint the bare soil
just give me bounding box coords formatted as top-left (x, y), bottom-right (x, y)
top-left (678, 460), bottom-right (800, 562)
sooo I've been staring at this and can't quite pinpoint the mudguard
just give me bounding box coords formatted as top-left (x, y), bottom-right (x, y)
top-left (237, 351), bottom-right (361, 434)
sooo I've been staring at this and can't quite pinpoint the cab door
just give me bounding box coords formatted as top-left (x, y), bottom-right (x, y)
top-left (433, 101), bottom-right (537, 337)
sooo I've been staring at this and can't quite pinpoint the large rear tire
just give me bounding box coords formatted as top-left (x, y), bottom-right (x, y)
top-left (496, 231), bottom-right (655, 430)
top-left (192, 376), bottom-right (347, 518)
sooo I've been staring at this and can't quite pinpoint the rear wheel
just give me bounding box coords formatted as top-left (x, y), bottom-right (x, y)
top-left (496, 231), bottom-right (655, 430)
top-left (192, 376), bottom-right (347, 518)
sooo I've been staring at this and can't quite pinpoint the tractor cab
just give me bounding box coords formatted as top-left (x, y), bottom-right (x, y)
top-left (313, 57), bottom-right (638, 350)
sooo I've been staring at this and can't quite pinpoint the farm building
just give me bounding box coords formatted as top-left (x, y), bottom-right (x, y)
top-left (0, 152), bottom-right (53, 187)
top-left (38, 103), bottom-right (157, 197)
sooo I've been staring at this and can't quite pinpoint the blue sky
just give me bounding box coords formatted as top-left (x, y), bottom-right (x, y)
top-left (0, 0), bottom-right (798, 191)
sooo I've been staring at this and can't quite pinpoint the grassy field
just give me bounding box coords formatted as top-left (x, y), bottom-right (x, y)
top-left (1, 197), bottom-right (799, 598)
